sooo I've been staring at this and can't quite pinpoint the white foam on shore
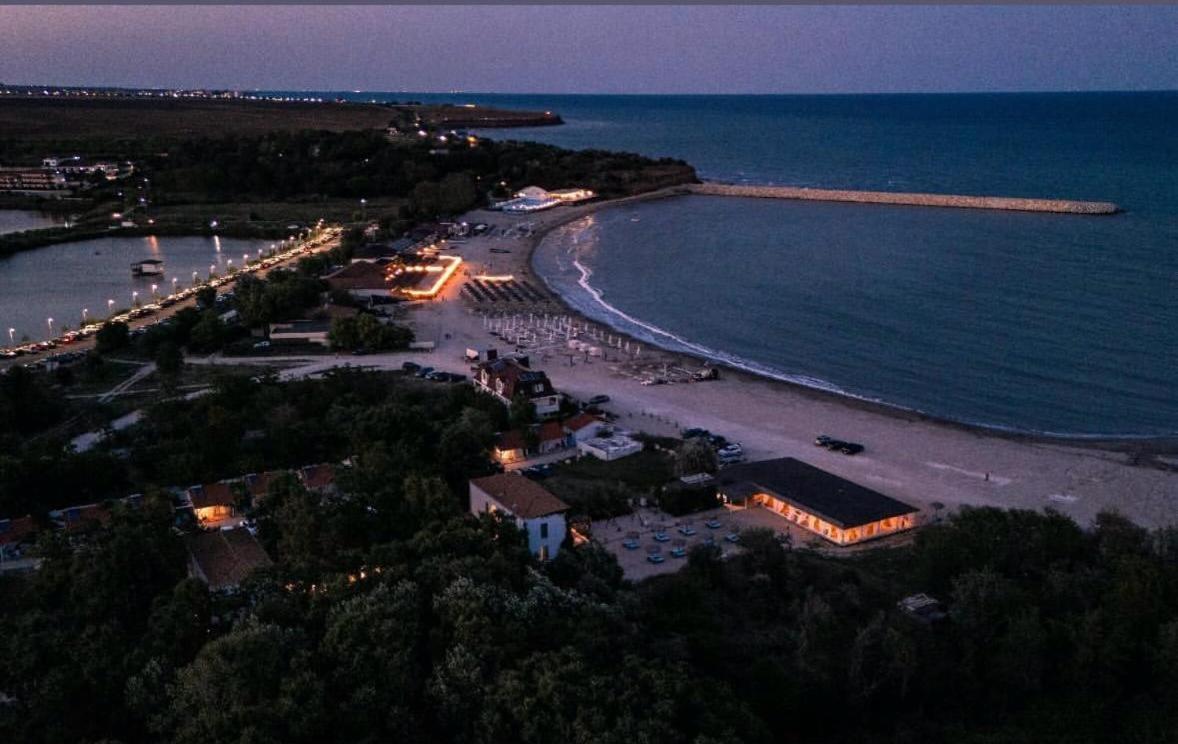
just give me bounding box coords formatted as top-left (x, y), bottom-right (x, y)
top-left (537, 212), bottom-right (1175, 442)
top-left (570, 254), bottom-right (849, 397)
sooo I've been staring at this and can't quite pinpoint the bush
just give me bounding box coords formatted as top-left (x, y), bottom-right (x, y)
top-left (94, 321), bottom-right (130, 354)
top-left (329, 314), bottom-right (413, 352)
top-left (659, 482), bottom-right (719, 516)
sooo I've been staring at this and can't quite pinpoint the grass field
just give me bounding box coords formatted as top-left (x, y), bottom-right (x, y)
top-left (0, 96), bottom-right (396, 140)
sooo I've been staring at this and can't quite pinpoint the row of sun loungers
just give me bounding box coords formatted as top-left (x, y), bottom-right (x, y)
top-left (462, 280), bottom-right (549, 304)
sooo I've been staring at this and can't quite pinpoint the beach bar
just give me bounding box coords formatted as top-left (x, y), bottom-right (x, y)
top-left (716, 458), bottom-right (919, 545)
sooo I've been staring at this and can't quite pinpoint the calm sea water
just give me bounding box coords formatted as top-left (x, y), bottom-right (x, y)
top-left (0, 235), bottom-right (270, 342)
top-left (384, 91), bottom-right (1176, 437)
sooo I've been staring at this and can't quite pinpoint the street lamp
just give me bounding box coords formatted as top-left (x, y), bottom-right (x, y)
top-left (108, 299), bottom-right (115, 314)
top-left (360, 197), bottom-right (368, 221)
top-left (8, 328), bottom-right (14, 346)
top-left (172, 277), bottom-right (179, 292)
top-left (132, 290), bottom-right (139, 306)
top-left (82, 308), bottom-right (89, 323)
top-left (47, 317), bottom-right (53, 338)
top-left (151, 283), bottom-right (158, 298)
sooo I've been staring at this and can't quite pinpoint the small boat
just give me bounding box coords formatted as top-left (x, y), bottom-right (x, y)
top-left (131, 259), bottom-right (164, 276)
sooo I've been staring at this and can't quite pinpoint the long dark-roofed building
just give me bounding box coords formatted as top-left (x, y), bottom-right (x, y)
top-left (716, 457), bottom-right (919, 545)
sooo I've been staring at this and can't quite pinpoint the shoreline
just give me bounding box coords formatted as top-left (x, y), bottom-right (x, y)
top-left (519, 189), bottom-right (1177, 453)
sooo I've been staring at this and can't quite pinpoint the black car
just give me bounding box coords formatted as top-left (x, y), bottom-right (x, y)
top-left (402, 361), bottom-right (421, 373)
top-left (817, 436), bottom-right (865, 455)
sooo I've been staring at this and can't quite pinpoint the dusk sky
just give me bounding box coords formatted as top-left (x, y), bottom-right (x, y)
top-left (1, 5), bottom-right (1176, 94)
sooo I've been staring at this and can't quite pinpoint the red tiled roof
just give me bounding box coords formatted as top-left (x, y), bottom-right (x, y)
top-left (496, 430), bottom-right (526, 452)
top-left (57, 504), bottom-right (111, 533)
top-left (537, 420), bottom-right (564, 444)
top-left (0, 516), bottom-right (38, 546)
top-left (189, 481), bottom-right (237, 510)
top-left (245, 471), bottom-right (283, 499)
top-left (300, 464), bottom-right (336, 491)
top-left (471, 473), bottom-right (569, 520)
top-left (478, 358), bottom-right (555, 401)
top-left (324, 261), bottom-right (395, 291)
top-left (563, 412), bottom-right (601, 433)
top-left (186, 528), bottom-right (273, 590)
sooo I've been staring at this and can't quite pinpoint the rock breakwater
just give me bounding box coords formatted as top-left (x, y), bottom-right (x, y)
top-left (691, 182), bottom-right (1119, 215)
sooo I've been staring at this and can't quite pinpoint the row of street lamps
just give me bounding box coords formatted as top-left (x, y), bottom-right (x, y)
top-left (7, 231), bottom-right (318, 347)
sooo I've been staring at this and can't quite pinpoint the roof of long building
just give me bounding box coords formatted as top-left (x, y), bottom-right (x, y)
top-left (715, 457), bottom-right (918, 529)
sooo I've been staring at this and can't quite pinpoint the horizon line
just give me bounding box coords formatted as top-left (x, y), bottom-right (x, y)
top-left (4, 82), bottom-right (1178, 98)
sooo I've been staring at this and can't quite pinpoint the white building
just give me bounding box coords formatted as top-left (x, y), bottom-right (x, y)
top-left (563, 412), bottom-right (607, 443)
top-left (578, 434), bottom-right (643, 462)
top-left (469, 473), bottom-right (569, 560)
top-left (268, 320), bottom-right (331, 346)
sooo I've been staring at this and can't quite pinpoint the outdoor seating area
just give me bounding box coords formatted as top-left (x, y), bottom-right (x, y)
top-left (597, 506), bottom-right (754, 579)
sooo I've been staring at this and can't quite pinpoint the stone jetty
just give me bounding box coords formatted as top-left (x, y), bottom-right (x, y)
top-left (690, 182), bottom-right (1119, 215)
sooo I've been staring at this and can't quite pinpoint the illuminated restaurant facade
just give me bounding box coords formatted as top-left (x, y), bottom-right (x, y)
top-left (716, 458), bottom-right (919, 545)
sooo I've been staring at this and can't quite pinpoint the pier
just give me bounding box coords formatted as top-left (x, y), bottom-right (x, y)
top-left (690, 182), bottom-right (1120, 215)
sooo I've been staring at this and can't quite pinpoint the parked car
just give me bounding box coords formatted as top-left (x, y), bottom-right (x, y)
top-left (815, 435), bottom-right (865, 455)
top-left (587, 394), bottom-right (610, 405)
top-left (402, 361), bottom-right (421, 373)
top-left (415, 366), bottom-right (434, 378)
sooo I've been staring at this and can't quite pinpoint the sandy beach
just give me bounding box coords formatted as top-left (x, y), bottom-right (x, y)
top-left (261, 191), bottom-right (1178, 530)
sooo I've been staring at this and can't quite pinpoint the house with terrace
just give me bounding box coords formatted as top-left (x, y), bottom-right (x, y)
top-left (716, 457), bottom-right (920, 546)
top-left (475, 357), bottom-right (561, 418)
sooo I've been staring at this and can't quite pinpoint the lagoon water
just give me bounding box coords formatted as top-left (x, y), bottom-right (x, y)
top-left (0, 209), bottom-right (65, 235)
top-left (0, 235), bottom-right (270, 342)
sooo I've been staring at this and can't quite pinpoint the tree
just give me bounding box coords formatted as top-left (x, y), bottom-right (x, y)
top-left (329, 314), bottom-right (413, 352)
top-left (675, 437), bottom-right (717, 475)
top-left (159, 623), bottom-right (326, 744)
top-left (194, 286), bottom-right (216, 310)
top-left (509, 393), bottom-right (536, 431)
top-left (322, 582), bottom-right (426, 740)
top-left (155, 341), bottom-right (184, 382)
top-left (94, 320), bottom-right (129, 354)
top-left (187, 311), bottom-right (225, 352)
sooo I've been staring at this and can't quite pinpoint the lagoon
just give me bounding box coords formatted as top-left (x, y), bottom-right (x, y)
top-left (0, 234), bottom-right (271, 342)
top-left (0, 209), bottom-right (65, 236)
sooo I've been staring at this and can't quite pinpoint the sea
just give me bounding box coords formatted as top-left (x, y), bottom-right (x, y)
top-left (381, 91), bottom-right (1176, 438)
